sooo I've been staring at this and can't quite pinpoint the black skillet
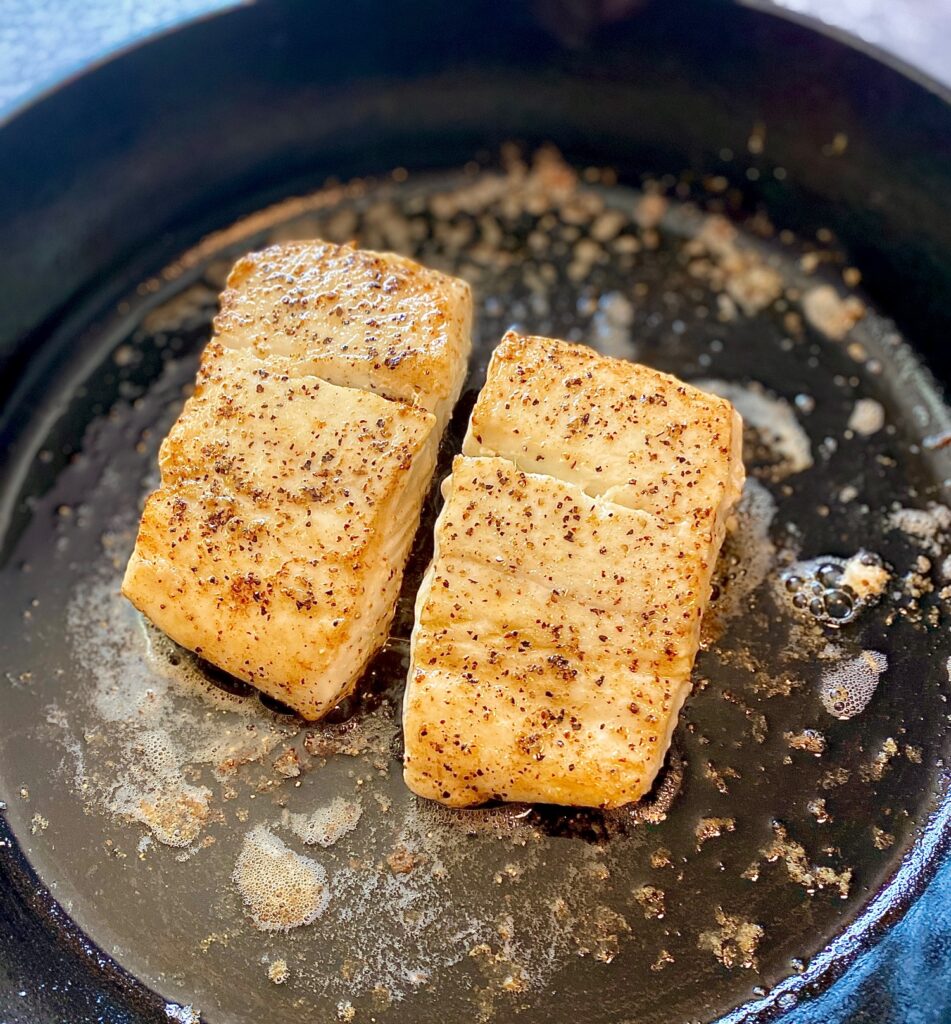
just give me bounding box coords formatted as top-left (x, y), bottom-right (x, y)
top-left (1, 2), bottom-right (950, 1022)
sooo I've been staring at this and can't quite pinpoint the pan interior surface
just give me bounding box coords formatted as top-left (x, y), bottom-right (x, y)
top-left (0, 152), bottom-right (950, 1024)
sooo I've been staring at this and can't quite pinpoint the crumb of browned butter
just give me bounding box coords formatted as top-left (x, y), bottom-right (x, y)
top-left (744, 823), bottom-right (851, 898)
top-left (267, 958), bottom-right (289, 984)
top-left (633, 885), bottom-right (666, 919)
top-left (840, 553), bottom-right (890, 599)
top-left (860, 737), bottom-right (899, 782)
top-left (695, 816), bottom-right (736, 849)
top-left (698, 908), bottom-right (763, 969)
top-left (784, 729), bottom-right (826, 755)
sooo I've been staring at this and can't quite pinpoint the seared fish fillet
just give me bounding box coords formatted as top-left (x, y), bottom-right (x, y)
top-left (123, 344), bottom-right (437, 719)
top-left (404, 457), bottom-right (711, 808)
top-left (123, 242), bottom-right (472, 719)
top-left (214, 241), bottom-right (472, 431)
top-left (404, 332), bottom-right (744, 807)
top-left (464, 330), bottom-right (744, 544)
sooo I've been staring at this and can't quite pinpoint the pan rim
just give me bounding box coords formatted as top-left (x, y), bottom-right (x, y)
top-left (0, 0), bottom-right (949, 131)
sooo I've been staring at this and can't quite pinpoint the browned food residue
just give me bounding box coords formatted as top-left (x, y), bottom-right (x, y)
top-left (698, 908), bottom-right (764, 970)
top-left (696, 816), bottom-right (736, 849)
top-left (745, 823), bottom-right (851, 898)
top-left (633, 885), bottom-right (666, 919)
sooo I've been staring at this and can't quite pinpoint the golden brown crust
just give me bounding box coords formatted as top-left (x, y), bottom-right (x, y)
top-left (214, 241), bottom-right (472, 429)
top-left (463, 330), bottom-right (744, 542)
top-left (123, 344), bottom-right (437, 719)
top-left (403, 457), bottom-right (708, 808)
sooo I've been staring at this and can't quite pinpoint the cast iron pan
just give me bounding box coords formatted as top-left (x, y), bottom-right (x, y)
top-left (1, 2), bottom-right (950, 1022)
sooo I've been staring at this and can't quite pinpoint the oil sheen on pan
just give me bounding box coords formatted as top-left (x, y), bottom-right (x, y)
top-left (1, 148), bottom-right (949, 1024)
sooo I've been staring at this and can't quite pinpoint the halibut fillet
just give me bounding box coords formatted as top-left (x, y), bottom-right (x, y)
top-left (123, 242), bottom-right (472, 719)
top-left (404, 332), bottom-right (743, 807)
